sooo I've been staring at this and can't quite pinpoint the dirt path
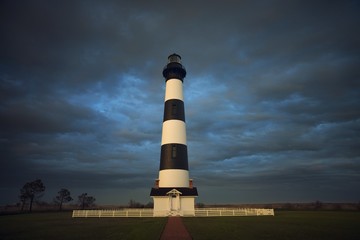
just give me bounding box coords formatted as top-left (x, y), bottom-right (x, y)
top-left (160, 217), bottom-right (192, 240)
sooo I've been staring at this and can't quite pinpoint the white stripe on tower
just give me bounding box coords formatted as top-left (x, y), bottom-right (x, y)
top-left (161, 120), bottom-right (186, 145)
top-left (165, 79), bottom-right (184, 101)
top-left (158, 54), bottom-right (189, 188)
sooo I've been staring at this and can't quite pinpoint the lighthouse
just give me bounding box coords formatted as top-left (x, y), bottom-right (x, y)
top-left (150, 54), bottom-right (198, 216)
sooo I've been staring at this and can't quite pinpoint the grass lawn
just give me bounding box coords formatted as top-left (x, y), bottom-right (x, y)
top-left (183, 211), bottom-right (360, 240)
top-left (1, 211), bottom-right (360, 240)
top-left (0, 212), bottom-right (166, 240)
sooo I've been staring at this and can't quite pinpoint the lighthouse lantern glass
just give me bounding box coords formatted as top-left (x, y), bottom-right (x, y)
top-left (168, 54), bottom-right (181, 63)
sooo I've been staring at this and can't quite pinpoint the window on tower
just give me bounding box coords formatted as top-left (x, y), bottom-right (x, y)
top-left (171, 103), bottom-right (177, 115)
top-left (172, 145), bottom-right (177, 159)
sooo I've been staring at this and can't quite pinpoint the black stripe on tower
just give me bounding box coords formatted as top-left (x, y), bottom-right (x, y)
top-left (163, 99), bottom-right (185, 122)
top-left (160, 144), bottom-right (189, 170)
top-left (162, 62), bottom-right (186, 81)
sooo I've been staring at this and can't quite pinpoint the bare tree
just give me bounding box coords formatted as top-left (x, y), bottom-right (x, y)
top-left (19, 179), bottom-right (46, 212)
top-left (128, 199), bottom-right (144, 208)
top-left (196, 202), bottom-right (205, 208)
top-left (145, 201), bottom-right (154, 208)
top-left (314, 200), bottom-right (323, 210)
top-left (19, 192), bottom-right (27, 212)
top-left (78, 193), bottom-right (96, 210)
top-left (54, 188), bottom-right (73, 211)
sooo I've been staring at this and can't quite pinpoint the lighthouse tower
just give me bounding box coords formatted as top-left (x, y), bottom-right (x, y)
top-left (150, 54), bottom-right (198, 216)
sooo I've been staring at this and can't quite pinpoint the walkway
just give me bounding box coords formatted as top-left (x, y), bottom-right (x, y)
top-left (160, 217), bottom-right (192, 240)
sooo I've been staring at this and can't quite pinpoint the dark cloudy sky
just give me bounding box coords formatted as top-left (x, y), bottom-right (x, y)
top-left (1, 0), bottom-right (359, 205)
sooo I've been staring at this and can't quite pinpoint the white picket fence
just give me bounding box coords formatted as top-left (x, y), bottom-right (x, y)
top-left (72, 209), bottom-right (154, 218)
top-left (194, 208), bottom-right (274, 217)
top-left (72, 208), bottom-right (274, 218)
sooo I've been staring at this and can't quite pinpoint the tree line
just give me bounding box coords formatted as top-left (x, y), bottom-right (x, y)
top-left (19, 179), bottom-right (96, 212)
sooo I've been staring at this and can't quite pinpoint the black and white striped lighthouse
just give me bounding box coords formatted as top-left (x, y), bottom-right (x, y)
top-left (150, 54), bottom-right (198, 216)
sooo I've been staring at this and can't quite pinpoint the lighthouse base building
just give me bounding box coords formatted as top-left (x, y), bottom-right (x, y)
top-left (150, 54), bottom-right (198, 216)
top-left (151, 183), bottom-right (198, 217)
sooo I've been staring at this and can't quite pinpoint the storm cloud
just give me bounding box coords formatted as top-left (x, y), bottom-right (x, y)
top-left (1, 0), bottom-right (359, 205)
